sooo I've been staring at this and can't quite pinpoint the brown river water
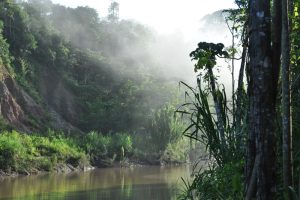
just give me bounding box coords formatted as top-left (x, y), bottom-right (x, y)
top-left (0, 165), bottom-right (192, 200)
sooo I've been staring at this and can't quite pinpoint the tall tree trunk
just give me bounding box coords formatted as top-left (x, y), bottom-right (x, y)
top-left (282, 0), bottom-right (293, 195)
top-left (270, 0), bottom-right (282, 197)
top-left (246, 0), bottom-right (278, 199)
top-left (272, 0), bottom-right (282, 88)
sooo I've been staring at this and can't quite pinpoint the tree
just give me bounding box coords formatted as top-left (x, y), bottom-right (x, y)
top-left (0, 21), bottom-right (11, 67)
top-left (179, 0), bottom-right (300, 198)
top-left (281, 0), bottom-right (293, 196)
top-left (190, 42), bottom-right (229, 149)
top-left (246, 0), bottom-right (278, 199)
top-left (108, 0), bottom-right (119, 23)
top-left (0, 0), bottom-right (37, 55)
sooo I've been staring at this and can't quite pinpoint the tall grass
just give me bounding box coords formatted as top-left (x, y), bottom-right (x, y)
top-left (177, 79), bottom-right (247, 199)
top-left (177, 80), bottom-right (244, 166)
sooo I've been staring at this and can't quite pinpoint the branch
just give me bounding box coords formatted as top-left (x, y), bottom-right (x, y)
top-left (217, 55), bottom-right (243, 60)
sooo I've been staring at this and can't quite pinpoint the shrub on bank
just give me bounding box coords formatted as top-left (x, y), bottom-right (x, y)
top-left (0, 131), bottom-right (87, 173)
top-left (80, 131), bottom-right (111, 164)
top-left (110, 132), bottom-right (133, 159)
top-left (81, 131), bottom-right (133, 164)
top-left (0, 129), bottom-right (189, 173)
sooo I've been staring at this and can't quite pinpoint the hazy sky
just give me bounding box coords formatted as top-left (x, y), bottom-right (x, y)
top-left (51, 0), bottom-right (236, 37)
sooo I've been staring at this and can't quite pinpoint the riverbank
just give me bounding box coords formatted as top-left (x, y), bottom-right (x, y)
top-left (0, 130), bottom-right (190, 178)
top-left (0, 163), bottom-right (94, 178)
top-left (0, 159), bottom-right (186, 179)
top-left (0, 130), bottom-right (91, 177)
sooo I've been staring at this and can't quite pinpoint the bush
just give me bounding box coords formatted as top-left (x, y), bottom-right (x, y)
top-left (110, 132), bottom-right (133, 159)
top-left (0, 130), bottom-right (87, 172)
top-left (80, 131), bottom-right (133, 163)
top-left (132, 104), bottom-right (188, 163)
top-left (179, 161), bottom-right (244, 200)
top-left (81, 131), bottom-right (111, 163)
top-left (148, 105), bottom-right (185, 153)
top-left (0, 131), bottom-right (28, 172)
top-left (35, 157), bottom-right (53, 171)
top-left (162, 137), bottom-right (189, 163)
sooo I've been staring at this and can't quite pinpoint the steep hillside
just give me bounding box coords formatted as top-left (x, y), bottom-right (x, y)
top-left (0, 67), bottom-right (45, 131)
top-left (0, 0), bottom-right (177, 133)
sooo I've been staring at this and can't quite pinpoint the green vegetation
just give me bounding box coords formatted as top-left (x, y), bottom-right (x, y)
top-left (80, 105), bottom-right (189, 167)
top-left (80, 131), bottom-right (133, 166)
top-left (0, 100), bottom-right (190, 174)
top-left (132, 105), bottom-right (189, 164)
top-left (1, 0), bottom-right (299, 198)
top-left (0, 130), bottom-right (87, 173)
top-left (0, 0), bottom-right (192, 175)
top-left (179, 161), bottom-right (244, 200)
top-left (0, 118), bottom-right (189, 174)
top-left (177, 69), bottom-right (246, 199)
top-left (0, 0), bottom-right (178, 133)
top-left (0, 20), bottom-right (12, 78)
top-left (0, 102), bottom-right (188, 174)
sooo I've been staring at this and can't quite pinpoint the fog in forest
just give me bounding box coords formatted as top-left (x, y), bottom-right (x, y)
top-left (48, 0), bottom-right (236, 85)
top-left (7, 0), bottom-right (238, 142)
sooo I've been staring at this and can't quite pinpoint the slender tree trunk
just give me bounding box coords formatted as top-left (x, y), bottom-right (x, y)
top-left (231, 22), bottom-right (236, 127)
top-left (282, 0), bottom-right (293, 196)
top-left (236, 44), bottom-right (247, 128)
top-left (207, 66), bottom-right (226, 149)
top-left (236, 43), bottom-right (247, 149)
top-left (246, 0), bottom-right (278, 199)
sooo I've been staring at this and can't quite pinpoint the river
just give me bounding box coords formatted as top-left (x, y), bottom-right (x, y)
top-left (0, 165), bottom-right (192, 200)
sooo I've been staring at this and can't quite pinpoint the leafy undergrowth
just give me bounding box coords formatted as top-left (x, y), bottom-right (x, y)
top-left (0, 129), bottom-right (190, 174)
top-left (78, 131), bottom-right (190, 166)
top-left (179, 161), bottom-right (244, 200)
top-left (78, 131), bottom-right (133, 167)
top-left (0, 130), bottom-right (87, 174)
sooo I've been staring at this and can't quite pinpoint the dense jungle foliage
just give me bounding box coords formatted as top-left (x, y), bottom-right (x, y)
top-left (0, 0), bottom-right (193, 173)
top-left (4, 0), bottom-right (300, 199)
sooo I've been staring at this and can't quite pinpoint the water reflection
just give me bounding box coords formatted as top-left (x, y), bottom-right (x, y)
top-left (0, 165), bottom-right (191, 200)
